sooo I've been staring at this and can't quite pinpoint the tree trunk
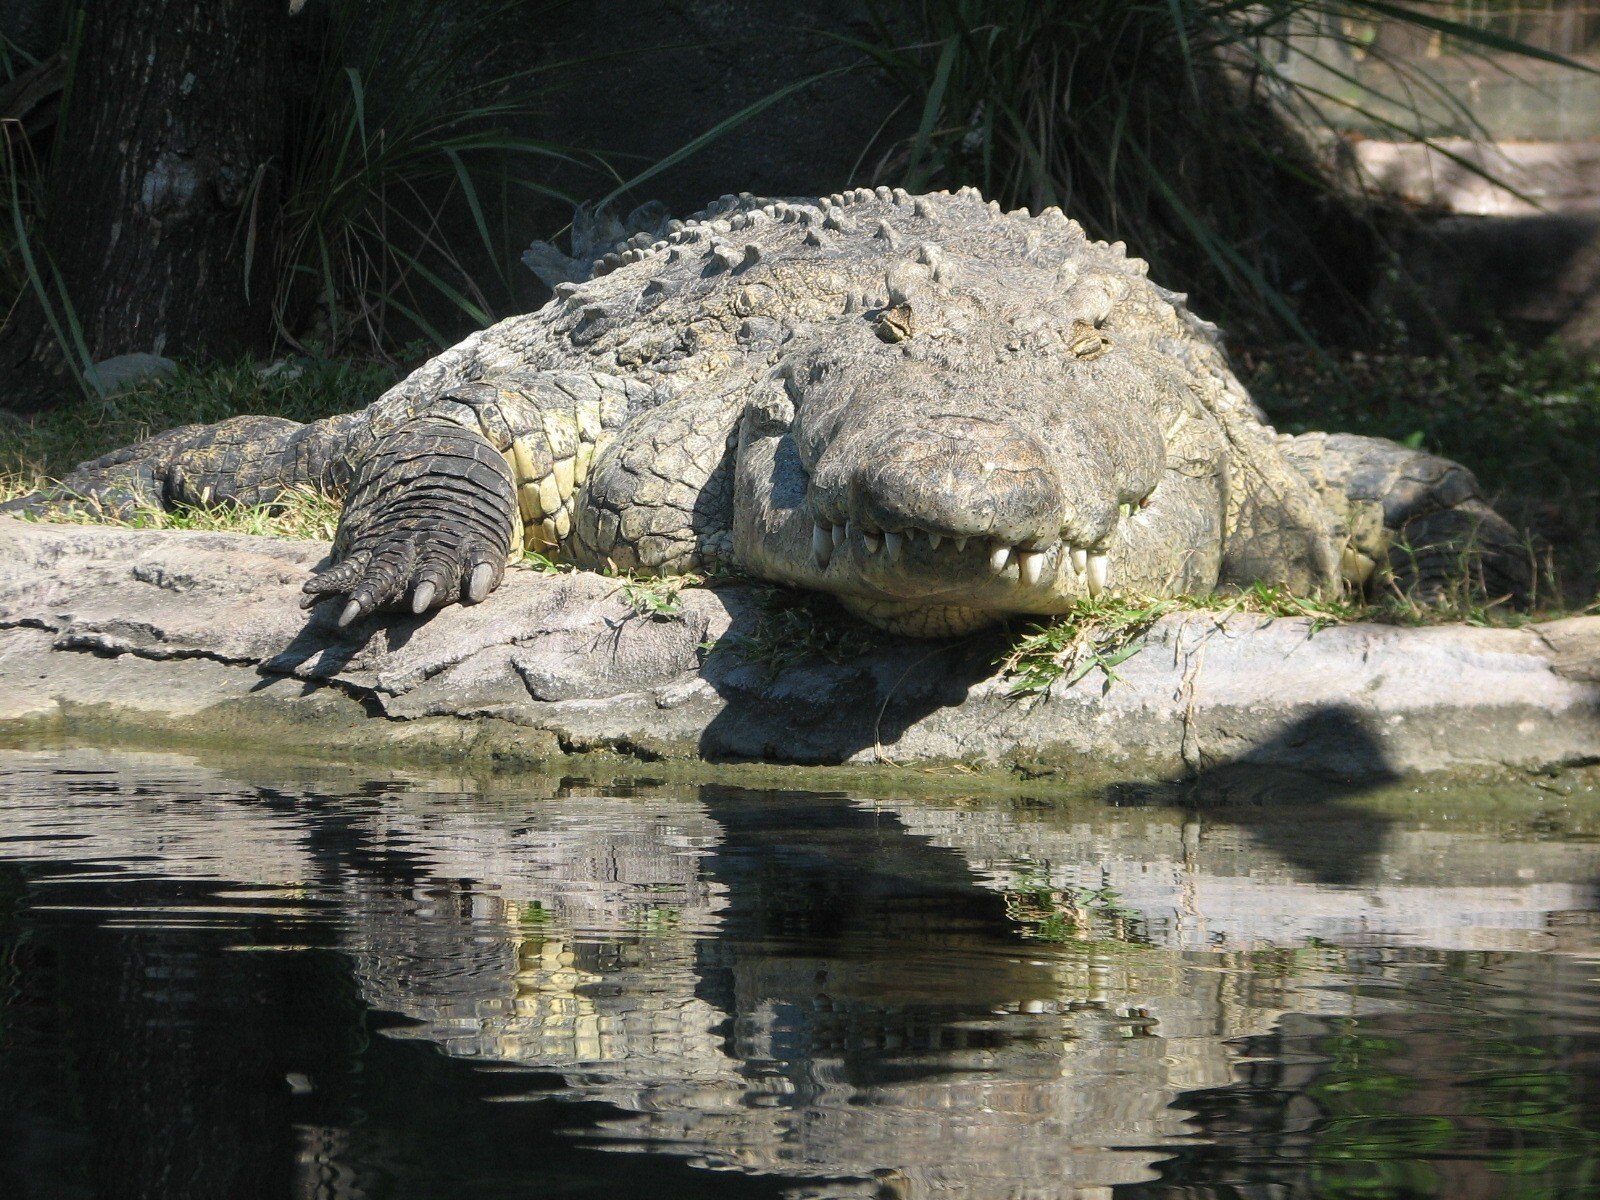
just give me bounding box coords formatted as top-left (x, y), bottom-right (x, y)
top-left (1, 0), bottom-right (287, 411)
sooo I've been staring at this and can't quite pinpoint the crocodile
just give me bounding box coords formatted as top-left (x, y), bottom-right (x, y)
top-left (9, 188), bottom-right (1528, 636)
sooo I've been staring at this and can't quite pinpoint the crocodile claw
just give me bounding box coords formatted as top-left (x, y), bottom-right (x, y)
top-left (299, 418), bottom-right (517, 625)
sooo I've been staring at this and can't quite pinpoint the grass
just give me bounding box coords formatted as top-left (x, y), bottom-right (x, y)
top-left (708, 586), bottom-right (879, 679)
top-left (994, 573), bottom-right (1569, 702)
top-left (845, 1), bottom-right (1591, 341)
top-left (514, 548), bottom-right (707, 622)
top-left (1003, 866), bottom-right (1145, 947)
top-left (0, 483), bottom-right (344, 541)
top-left (617, 573), bottom-right (702, 621)
top-left (0, 356), bottom-right (392, 540)
top-left (998, 587), bottom-right (1364, 700)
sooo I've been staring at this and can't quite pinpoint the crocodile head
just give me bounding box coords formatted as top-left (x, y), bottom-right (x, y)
top-left (731, 289), bottom-right (1233, 636)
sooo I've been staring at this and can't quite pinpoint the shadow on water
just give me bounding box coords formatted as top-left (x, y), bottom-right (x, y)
top-left (1103, 705), bottom-right (1404, 886)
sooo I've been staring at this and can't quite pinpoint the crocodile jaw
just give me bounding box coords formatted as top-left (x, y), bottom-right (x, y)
top-left (733, 417), bottom-right (1227, 633)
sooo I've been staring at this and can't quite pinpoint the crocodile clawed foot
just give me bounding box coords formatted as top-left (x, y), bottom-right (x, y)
top-left (300, 418), bottom-right (517, 626)
top-left (302, 532), bottom-right (506, 626)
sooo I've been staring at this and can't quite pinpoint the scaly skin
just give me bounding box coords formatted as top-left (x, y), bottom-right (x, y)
top-left (6, 188), bottom-right (1530, 633)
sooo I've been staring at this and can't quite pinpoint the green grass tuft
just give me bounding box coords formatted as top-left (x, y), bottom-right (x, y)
top-left (994, 577), bottom-right (1563, 702)
top-left (710, 586), bottom-right (879, 679)
top-left (0, 357), bottom-right (394, 484)
top-left (1004, 865), bottom-right (1145, 948)
top-left (615, 573), bottom-right (703, 621)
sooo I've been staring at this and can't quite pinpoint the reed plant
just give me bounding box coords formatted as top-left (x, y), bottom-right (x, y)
top-left (842, 1), bottom-right (1592, 339)
top-left (266, 0), bottom-right (592, 356)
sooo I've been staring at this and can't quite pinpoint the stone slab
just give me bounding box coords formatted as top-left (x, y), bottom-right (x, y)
top-left (1, 517), bottom-right (1597, 780)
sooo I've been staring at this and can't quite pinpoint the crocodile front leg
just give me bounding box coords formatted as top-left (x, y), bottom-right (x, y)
top-left (1280, 431), bottom-right (1532, 604)
top-left (565, 381), bottom-right (746, 577)
top-left (303, 370), bottom-right (650, 623)
top-left (300, 415), bottom-right (519, 623)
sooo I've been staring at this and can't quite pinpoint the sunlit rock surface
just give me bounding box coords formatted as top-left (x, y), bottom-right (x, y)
top-left (2, 518), bottom-right (1598, 777)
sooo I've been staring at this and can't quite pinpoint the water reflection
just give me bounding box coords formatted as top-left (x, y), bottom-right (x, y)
top-left (0, 749), bottom-right (1597, 1200)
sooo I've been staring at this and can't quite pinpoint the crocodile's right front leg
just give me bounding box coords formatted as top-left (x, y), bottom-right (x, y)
top-left (304, 370), bottom-right (650, 624)
top-left (300, 413), bottom-right (521, 624)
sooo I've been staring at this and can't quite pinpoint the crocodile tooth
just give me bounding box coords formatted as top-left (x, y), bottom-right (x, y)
top-left (813, 523), bottom-right (833, 567)
top-left (1018, 549), bottom-right (1046, 587)
top-left (1087, 553), bottom-right (1110, 596)
top-left (1071, 547), bottom-right (1088, 575)
top-left (410, 581), bottom-right (436, 614)
top-left (862, 530), bottom-right (883, 554)
top-left (954, 537), bottom-right (968, 553)
top-left (831, 524), bottom-right (846, 548)
top-left (845, 519), bottom-right (857, 545)
top-left (989, 544), bottom-right (1011, 573)
top-left (883, 530), bottom-right (903, 557)
top-left (928, 532), bottom-right (943, 550)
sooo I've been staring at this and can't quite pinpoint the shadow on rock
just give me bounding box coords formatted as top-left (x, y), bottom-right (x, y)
top-left (254, 599), bottom-right (401, 688)
top-left (1103, 705), bottom-right (1402, 887)
top-left (695, 595), bottom-right (1006, 763)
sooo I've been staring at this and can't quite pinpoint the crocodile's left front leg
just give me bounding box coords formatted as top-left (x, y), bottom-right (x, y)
top-left (1281, 431), bottom-right (1532, 604)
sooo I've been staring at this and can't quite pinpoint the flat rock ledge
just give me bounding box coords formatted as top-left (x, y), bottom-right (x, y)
top-left (1, 517), bottom-right (1597, 782)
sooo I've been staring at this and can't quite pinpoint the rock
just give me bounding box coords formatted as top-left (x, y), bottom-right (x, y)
top-left (1, 517), bottom-right (1597, 780)
top-left (1534, 615), bottom-right (1600, 684)
top-left (82, 352), bottom-right (177, 396)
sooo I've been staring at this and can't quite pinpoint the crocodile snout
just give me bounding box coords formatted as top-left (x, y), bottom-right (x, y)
top-left (803, 414), bottom-right (1126, 593)
top-left (849, 416), bottom-right (1064, 546)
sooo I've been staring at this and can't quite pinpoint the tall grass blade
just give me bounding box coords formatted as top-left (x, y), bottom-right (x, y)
top-left (1352, 1), bottom-right (1600, 72)
top-left (595, 65), bottom-right (856, 214)
top-left (446, 147), bottom-right (508, 293)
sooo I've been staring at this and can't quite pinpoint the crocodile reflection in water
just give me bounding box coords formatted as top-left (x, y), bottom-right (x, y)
top-left (321, 785), bottom-right (1600, 1197)
top-left (1, 753), bottom-right (1596, 1200)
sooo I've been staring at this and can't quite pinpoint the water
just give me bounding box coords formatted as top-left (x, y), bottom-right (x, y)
top-left (0, 748), bottom-right (1597, 1200)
